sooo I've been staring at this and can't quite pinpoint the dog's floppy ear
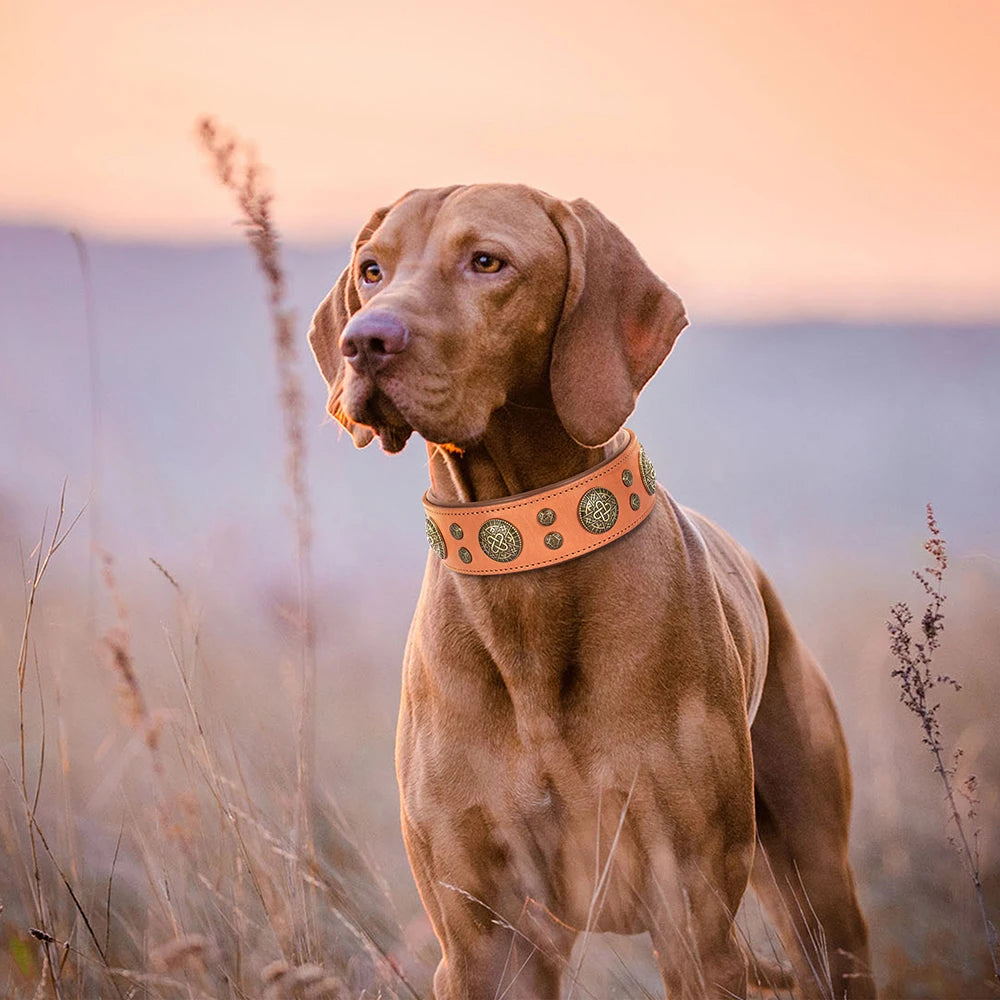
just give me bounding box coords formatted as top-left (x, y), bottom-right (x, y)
top-left (307, 206), bottom-right (389, 448)
top-left (545, 198), bottom-right (688, 447)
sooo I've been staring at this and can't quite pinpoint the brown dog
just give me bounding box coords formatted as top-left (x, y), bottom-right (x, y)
top-left (309, 184), bottom-right (875, 999)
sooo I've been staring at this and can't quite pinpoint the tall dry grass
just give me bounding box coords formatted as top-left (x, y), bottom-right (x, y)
top-left (198, 116), bottom-right (318, 849)
top-left (2, 498), bottom-right (425, 998)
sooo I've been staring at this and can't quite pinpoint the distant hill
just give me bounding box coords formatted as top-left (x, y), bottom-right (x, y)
top-left (2, 223), bottom-right (998, 602)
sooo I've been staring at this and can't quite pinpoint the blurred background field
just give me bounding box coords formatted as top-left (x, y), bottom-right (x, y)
top-left (1, 223), bottom-right (998, 996)
top-left (2, 1), bottom-right (1000, 995)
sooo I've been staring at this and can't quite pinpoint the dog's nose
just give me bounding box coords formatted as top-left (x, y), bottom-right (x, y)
top-left (340, 312), bottom-right (410, 370)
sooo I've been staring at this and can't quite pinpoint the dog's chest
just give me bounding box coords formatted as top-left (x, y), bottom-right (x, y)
top-left (401, 704), bottom-right (652, 933)
top-left (400, 524), bottom-right (759, 932)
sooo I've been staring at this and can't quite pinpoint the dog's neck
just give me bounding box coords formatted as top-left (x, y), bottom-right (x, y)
top-left (426, 403), bottom-right (625, 504)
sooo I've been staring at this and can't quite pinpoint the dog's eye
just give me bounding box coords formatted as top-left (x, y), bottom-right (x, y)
top-left (360, 261), bottom-right (382, 284)
top-left (471, 253), bottom-right (504, 274)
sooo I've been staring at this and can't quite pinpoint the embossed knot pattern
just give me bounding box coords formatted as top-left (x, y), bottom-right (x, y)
top-left (478, 518), bottom-right (523, 563)
top-left (425, 517), bottom-right (447, 560)
top-left (577, 487), bottom-right (620, 534)
top-left (639, 447), bottom-right (657, 496)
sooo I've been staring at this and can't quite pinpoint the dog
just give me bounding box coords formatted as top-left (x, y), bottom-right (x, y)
top-left (308, 184), bottom-right (875, 999)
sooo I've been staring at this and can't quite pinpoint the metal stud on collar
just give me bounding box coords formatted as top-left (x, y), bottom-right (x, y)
top-left (479, 518), bottom-right (522, 563)
top-left (425, 517), bottom-right (447, 559)
top-left (639, 447), bottom-right (657, 496)
top-left (578, 487), bottom-right (619, 534)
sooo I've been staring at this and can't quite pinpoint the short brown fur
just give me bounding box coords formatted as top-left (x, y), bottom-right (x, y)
top-left (309, 184), bottom-right (875, 999)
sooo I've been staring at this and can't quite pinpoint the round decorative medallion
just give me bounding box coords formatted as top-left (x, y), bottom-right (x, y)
top-left (622, 469), bottom-right (633, 487)
top-left (449, 523), bottom-right (464, 540)
top-left (425, 517), bottom-right (447, 559)
top-left (638, 447), bottom-right (656, 496)
top-left (630, 493), bottom-right (641, 510)
top-left (544, 532), bottom-right (563, 550)
top-left (537, 508), bottom-right (556, 526)
top-left (478, 518), bottom-right (523, 563)
top-left (458, 547), bottom-right (473, 564)
top-left (577, 487), bottom-right (619, 534)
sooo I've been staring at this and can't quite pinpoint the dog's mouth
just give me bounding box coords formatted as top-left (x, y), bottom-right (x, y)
top-left (344, 364), bottom-right (493, 455)
top-left (343, 372), bottom-right (414, 453)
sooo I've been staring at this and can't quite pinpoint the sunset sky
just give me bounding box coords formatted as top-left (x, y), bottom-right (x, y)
top-left (2, 0), bottom-right (998, 319)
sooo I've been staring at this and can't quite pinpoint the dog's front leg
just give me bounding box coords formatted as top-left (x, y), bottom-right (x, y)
top-left (643, 835), bottom-right (754, 1000)
top-left (633, 710), bottom-right (757, 1000)
top-left (402, 814), bottom-right (575, 999)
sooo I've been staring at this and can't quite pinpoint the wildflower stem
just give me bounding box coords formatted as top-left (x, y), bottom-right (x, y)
top-left (888, 504), bottom-right (1000, 982)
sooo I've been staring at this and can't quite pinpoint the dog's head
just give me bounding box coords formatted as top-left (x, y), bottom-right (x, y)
top-left (308, 184), bottom-right (687, 453)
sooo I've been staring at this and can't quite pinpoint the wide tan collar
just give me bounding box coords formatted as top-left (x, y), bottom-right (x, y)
top-left (422, 430), bottom-right (657, 575)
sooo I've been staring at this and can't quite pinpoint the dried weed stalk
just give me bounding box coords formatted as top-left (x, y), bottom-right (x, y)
top-left (69, 229), bottom-right (103, 639)
top-left (99, 552), bottom-right (161, 764)
top-left (9, 487), bottom-right (125, 999)
top-left (196, 116), bottom-right (317, 840)
top-left (887, 503), bottom-right (999, 981)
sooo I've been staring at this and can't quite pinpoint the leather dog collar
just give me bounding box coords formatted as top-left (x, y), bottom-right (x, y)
top-left (422, 430), bottom-right (657, 575)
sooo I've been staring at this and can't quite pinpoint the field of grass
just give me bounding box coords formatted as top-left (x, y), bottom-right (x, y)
top-left (1, 478), bottom-right (998, 998)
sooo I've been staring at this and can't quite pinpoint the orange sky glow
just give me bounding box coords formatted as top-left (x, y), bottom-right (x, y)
top-left (2, 0), bottom-right (998, 319)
